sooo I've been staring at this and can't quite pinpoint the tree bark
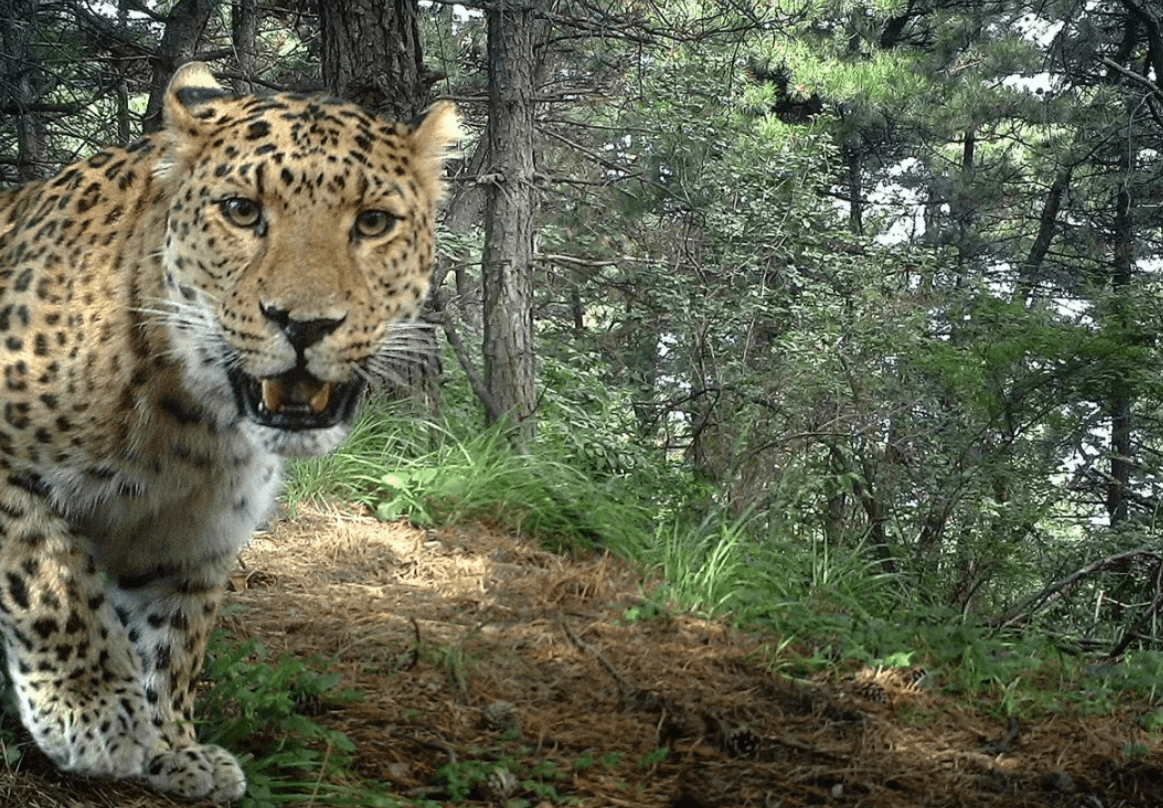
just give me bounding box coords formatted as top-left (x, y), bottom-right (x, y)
top-left (1107, 185), bottom-right (1133, 526)
top-left (318, 0), bottom-right (434, 121)
top-left (481, 0), bottom-right (540, 438)
top-left (844, 140), bottom-right (862, 235)
top-left (115, 0), bottom-right (132, 144)
top-left (0, 0), bottom-right (46, 181)
top-left (232, 0), bottom-right (258, 93)
top-left (142, 0), bottom-right (217, 133)
top-left (1014, 165), bottom-right (1071, 305)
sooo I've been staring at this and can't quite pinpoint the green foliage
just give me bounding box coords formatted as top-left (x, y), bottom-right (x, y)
top-left (434, 752), bottom-right (580, 805)
top-left (637, 746), bottom-right (669, 769)
top-left (287, 399), bottom-right (652, 553)
top-left (197, 631), bottom-right (367, 807)
top-left (433, 759), bottom-right (493, 801)
top-left (536, 350), bottom-right (653, 477)
top-left (628, 509), bottom-right (754, 617)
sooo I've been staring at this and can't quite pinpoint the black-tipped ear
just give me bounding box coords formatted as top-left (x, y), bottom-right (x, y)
top-left (163, 62), bottom-right (228, 131)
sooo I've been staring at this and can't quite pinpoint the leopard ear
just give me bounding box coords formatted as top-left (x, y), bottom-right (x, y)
top-left (408, 101), bottom-right (461, 202)
top-left (163, 62), bottom-right (229, 132)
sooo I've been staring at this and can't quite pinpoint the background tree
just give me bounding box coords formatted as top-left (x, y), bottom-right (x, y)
top-left (0, 0), bottom-right (47, 181)
top-left (479, 0), bottom-right (541, 438)
top-left (141, 0), bottom-right (221, 131)
top-left (318, 0), bottom-right (436, 121)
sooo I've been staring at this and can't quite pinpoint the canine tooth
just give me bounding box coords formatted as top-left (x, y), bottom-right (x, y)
top-left (261, 379), bottom-right (283, 413)
top-left (309, 383), bottom-right (334, 414)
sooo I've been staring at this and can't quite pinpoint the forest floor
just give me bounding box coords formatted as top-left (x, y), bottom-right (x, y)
top-left (4, 505), bottom-right (1163, 807)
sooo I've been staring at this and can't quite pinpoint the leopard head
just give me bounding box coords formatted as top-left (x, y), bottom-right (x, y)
top-left (157, 63), bottom-right (459, 456)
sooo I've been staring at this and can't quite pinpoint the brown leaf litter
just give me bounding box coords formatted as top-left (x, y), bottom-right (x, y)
top-left (3, 504), bottom-right (1163, 807)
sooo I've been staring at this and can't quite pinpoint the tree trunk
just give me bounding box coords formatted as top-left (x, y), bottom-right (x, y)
top-left (232, 0), bottom-right (258, 93)
top-left (142, 0), bottom-right (217, 133)
top-left (480, 0), bottom-right (540, 438)
top-left (1014, 165), bottom-right (1071, 305)
top-left (318, 0), bottom-right (434, 121)
top-left (1107, 186), bottom-right (1133, 526)
top-left (0, 0), bottom-right (46, 181)
top-left (115, 0), bottom-right (132, 144)
top-left (844, 140), bottom-right (862, 235)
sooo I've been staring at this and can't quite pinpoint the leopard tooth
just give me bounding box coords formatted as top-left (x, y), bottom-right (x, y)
top-left (261, 379), bottom-right (283, 413)
top-left (309, 383), bottom-right (335, 414)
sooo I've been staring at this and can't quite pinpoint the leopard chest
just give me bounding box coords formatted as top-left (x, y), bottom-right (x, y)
top-left (33, 410), bottom-right (283, 580)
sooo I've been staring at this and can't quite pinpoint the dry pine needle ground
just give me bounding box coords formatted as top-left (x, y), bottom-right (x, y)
top-left (3, 505), bottom-right (1163, 807)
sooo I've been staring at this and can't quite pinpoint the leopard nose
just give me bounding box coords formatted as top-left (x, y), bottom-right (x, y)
top-left (260, 303), bottom-right (346, 353)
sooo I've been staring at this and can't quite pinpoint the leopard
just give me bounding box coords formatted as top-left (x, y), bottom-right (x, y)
top-left (0, 62), bottom-right (459, 801)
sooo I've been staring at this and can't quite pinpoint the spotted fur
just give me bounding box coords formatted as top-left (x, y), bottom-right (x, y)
top-left (0, 63), bottom-right (459, 801)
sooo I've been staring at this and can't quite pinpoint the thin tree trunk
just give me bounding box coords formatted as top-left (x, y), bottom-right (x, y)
top-left (844, 140), bottom-right (862, 235)
top-left (1014, 165), bottom-right (1071, 305)
top-left (142, 0), bottom-right (218, 133)
top-left (481, 0), bottom-right (539, 438)
top-left (115, 0), bottom-right (131, 144)
top-left (1108, 185), bottom-right (1134, 526)
top-left (232, 0), bottom-right (258, 93)
top-left (0, 0), bottom-right (45, 181)
top-left (955, 125), bottom-right (976, 272)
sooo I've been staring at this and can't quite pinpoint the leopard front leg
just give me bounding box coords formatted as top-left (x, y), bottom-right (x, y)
top-left (109, 561), bottom-right (246, 803)
top-left (0, 482), bottom-right (162, 783)
top-left (0, 479), bottom-right (246, 802)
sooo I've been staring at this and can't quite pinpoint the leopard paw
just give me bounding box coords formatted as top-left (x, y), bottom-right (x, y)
top-left (22, 687), bottom-right (160, 781)
top-left (146, 743), bottom-right (247, 802)
top-left (44, 726), bottom-right (151, 780)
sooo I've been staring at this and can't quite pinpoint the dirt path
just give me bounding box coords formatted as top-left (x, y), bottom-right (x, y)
top-left (4, 506), bottom-right (1163, 806)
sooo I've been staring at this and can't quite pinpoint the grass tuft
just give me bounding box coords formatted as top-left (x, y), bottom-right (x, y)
top-left (286, 400), bottom-right (651, 552)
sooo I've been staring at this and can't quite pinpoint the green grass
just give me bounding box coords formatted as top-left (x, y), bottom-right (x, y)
top-left (196, 632), bottom-right (380, 808)
top-left (286, 397), bottom-right (652, 552)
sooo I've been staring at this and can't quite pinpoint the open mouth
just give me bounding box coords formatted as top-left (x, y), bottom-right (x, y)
top-left (229, 367), bottom-right (364, 431)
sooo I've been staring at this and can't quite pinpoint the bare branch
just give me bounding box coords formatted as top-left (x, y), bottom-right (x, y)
top-left (989, 547), bottom-right (1163, 629)
top-left (1101, 56), bottom-right (1163, 101)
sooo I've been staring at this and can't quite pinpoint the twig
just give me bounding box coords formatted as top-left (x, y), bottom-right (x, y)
top-left (307, 739), bottom-right (331, 805)
top-left (1101, 57), bottom-right (1163, 100)
top-left (431, 290), bottom-right (507, 425)
top-left (1108, 556), bottom-right (1163, 657)
top-left (560, 619), bottom-right (633, 693)
top-left (988, 546), bottom-right (1163, 629)
top-left (390, 729), bottom-right (458, 763)
top-left (392, 617), bottom-right (422, 672)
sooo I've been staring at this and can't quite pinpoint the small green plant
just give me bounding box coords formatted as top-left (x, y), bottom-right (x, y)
top-left (197, 631), bottom-right (364, 807)
top-left (1124, 741), bottom-right (1150, 758)
top-left (434, 759), bottom-right (494, 801)
top-left (1140, 710), bottom-right (1163, 732)
top-left (621, 601), bottom-right (671, 623)
top-left (638, 746), bottom-right (669, 769)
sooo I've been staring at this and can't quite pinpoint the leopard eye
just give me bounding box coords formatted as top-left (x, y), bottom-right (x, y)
top-left (354, 209), bottom-right (398, 238)
top-left (220, 197), bottom-right (262, 229)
